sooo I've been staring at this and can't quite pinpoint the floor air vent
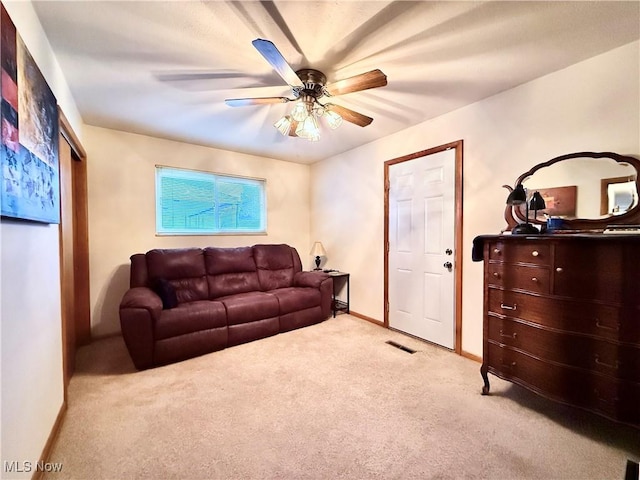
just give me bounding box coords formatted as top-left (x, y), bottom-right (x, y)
top-left (386, 340), bottom-right (417, 354)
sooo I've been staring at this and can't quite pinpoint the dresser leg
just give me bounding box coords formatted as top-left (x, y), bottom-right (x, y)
top-left (480, 364), bottom-right (490, 395)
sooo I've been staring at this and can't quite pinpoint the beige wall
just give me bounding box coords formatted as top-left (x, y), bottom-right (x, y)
top-left (310, 41), bottom-right (640, 358)
top-left (1, 1), bottom-right (82, 478)
top-left (84, 126), bottom-right (312, 337)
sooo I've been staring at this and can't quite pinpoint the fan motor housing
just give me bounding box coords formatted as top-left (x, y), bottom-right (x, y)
top-left (295, 69), bottom-right (326, 98)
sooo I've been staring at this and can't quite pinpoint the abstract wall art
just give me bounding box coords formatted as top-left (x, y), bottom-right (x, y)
top-left (1, 4), bottom-right (59, 223)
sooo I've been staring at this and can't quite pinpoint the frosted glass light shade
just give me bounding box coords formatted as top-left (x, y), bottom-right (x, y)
top-left (324, 109), bottom-right (343, 129)
top-left (274, 115), bottom-right (292, 136)
top-left (296, 115), bottom-right (320, 141)
top-left (291, 101), bottom-right (308, 122)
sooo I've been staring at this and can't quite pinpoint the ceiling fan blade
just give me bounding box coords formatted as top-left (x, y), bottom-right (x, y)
top-left (325, 69), bottom-right (387, 96)
top-left (225, 97), bottom-right (290, 107)
top-left (252, 39), bottom-right (304, 88)
top-left (326, 104), bottom-right (373, 127)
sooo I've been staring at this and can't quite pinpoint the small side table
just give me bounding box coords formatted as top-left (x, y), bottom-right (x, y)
top-left (327, 272), bottom-right (349, 317)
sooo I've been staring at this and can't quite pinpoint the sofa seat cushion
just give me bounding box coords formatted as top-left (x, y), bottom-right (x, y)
top-left (154, 300), bottom-right (227, 340)
top-left (228, 317), bottom-right (279, 348)
top-left (218, 292), bottom-right (279, 326)
top-left (267, 287), bottom-right (321, 315)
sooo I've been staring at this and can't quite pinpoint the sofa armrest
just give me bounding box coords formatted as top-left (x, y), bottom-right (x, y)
top-left (293, 271), bottom-right (330, 288)
top-left (120, 287), bottom-right (163, 311)
top-left (119, 287), bottom-right (162, 370)
top-left (293, 272), bottom-right (333, 319)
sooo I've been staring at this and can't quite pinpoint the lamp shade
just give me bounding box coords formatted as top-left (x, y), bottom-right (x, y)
top-left (324, 109), bottom-right (343, 129)
top-left (529, 191), bottom-right (546, 210)
top-left (296, 115), bottom-right (320, 141)
top-left (291, 101), bottom-right (308, 122)
top-left (310, 241), bottom-right (327, 257)
top-left (274, 115), bottom-right (292, 136)
top-left (506, 184), bottom-right (527, 205)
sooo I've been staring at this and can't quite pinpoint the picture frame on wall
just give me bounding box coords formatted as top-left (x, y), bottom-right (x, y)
top-left (516, 185), bottom-right (578, 220)
top-left (536, 185), bottom-right (577, 218)
top-left (1, 4), bottom-right (60, 224)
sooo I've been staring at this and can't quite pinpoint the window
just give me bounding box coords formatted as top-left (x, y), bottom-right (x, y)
top-left (155, 166), bottom-right (266, 235)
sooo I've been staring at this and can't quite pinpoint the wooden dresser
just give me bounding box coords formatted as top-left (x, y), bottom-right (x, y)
top-left (476, 234), bottom-right (640, 427)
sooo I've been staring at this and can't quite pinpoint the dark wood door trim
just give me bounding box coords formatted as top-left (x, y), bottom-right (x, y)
top-left (59, 108), bottom-right (90, 346)
top-left (383, 140), bottom-right (464, 355)
top-left (59, 109), bottom-right (86, 159)
top-left (71, 155), bottom-right (91, 345)
top-left (58, 108), bottom-right (90, 395)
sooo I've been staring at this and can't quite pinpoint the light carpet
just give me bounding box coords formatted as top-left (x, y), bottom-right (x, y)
top-left (44, 315), bottom-right (639, 479)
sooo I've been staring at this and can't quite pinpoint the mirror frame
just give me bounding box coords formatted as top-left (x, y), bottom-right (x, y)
top-left (504, 151), bottom-right (640, 231)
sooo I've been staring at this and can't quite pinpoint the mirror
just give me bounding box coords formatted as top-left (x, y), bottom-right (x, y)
top-left (505, 152), bottom-right (640, 231)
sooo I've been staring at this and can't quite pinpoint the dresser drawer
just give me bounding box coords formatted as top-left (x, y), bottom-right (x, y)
top-left (588, 375), bottom-right (640, 424)
top-left (487, 316), bottom-right (640, 382)
top-left (486, 343), bottom-right (640, 424)
top-left (488, 241), bottom-right (551, 265)
top-left (553, 241), bottom-right (640, 304)
top-left (487, 288), bottom-right (640, 344)
top-left (487, 342), bottom-right (575, 400)
top-left (488, 263), bottom-right (550, 294)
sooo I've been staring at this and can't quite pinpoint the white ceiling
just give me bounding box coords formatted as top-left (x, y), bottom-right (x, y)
top-left (32, 1), bottom-right (640, 164)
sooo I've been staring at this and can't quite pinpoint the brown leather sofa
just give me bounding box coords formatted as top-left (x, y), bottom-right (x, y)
top-left (119, 244), bottom-right (332, 369)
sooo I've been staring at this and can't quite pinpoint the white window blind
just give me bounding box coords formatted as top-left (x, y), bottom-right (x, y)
top-left (155, 166), bottom-right (266, 235)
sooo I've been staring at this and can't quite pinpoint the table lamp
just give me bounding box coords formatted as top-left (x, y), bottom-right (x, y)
top-left (506, 184), bottom-right (540, 234)
top-left (310, 241), bottom-right (326, 270)
top-left (529, 191), bottom-right (546, 223)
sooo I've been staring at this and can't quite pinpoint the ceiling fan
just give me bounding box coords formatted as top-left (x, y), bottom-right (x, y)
top-left (225, 39), bottom-right (387, 141)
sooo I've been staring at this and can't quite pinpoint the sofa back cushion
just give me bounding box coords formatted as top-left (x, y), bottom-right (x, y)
top-left (146, 248), bottom-right (209, 303)
top-left (253, 244), bottom-right (300, 291)
top-left (204, 247), bottom-right (260, 298)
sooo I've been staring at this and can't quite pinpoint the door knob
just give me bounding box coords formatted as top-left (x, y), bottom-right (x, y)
top-left (443, 261), bottom-right (453, 270)
top-left (445, 248), bottom-right (453, 255)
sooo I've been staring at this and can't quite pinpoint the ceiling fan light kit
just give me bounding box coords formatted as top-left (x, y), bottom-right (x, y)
top-left (225, 39), bottom-right (387, 142)
top-left (295, 114), bottom-right (320, 141)
top-left (273, 94), bottom-right (343, 141)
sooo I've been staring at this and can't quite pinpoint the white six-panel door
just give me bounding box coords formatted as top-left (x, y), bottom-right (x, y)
top-left (388, 148), bottom-right (456, 348)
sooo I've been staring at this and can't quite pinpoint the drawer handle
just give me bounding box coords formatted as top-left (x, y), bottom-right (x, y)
top-left (531, 250), bottom-right (539, 257)
top-left (595, 320), bottom-right (620, 332)
top-left (499, 329), bottom-right (517, 339)
top-left (493, 248), bottom-right (501, 254)
top-left (501, 361), bottom-right (517, 369)
top-left (531, 277), bottom-right (538, 283)
top-left (493, 272), bottom-right (500, 278)
top-left (594, 355), bottom-right (620, 370)
top-left (555, 267), bottom-right (563, 273)
top-left (500, 303), bottom-right (517, 311)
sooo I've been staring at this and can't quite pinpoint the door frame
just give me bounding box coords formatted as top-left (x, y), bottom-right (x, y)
top-left (58, 107), bottom-right (90, 395)
top-left (383, 140), bottom-right (463, 354)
